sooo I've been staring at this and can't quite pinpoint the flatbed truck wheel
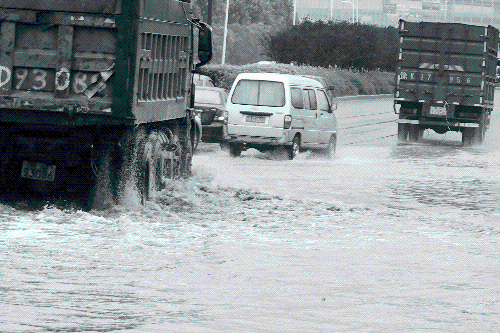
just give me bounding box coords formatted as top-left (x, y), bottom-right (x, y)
top-left (179, 132), bottom-right (193, 178)
top-left (87, 144), bottom-right (115, 210)
top-left (408, 124), bottom-right (421, 142)
top-left (397, 123), bottom-right (409, 142)
top-left (139, 132), bottom-right (166, 203)
top-left (462, 126), bottom-right (484, 146)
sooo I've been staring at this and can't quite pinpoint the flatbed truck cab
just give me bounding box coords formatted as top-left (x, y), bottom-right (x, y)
top-left (0, 0), bottom-right (212, 207)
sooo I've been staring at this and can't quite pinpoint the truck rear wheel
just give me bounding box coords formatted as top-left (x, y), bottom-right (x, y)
top-left (408, 124), bottom-right (422, 142)
top-left (462, 126), bottom-right (484, 146)
top-left (179, 130), bottom-right (193, 178)
top-left (139, 132), bottom-right (166, 203)
top-left (397, 123), bottom-right (409, 142)
top-left (87, 144), bottom-right (116, 210)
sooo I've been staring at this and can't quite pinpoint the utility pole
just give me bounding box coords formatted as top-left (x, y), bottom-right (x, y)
top-left (207, 0), bottom-right (212, 25)
top-left (222, 0), bottom-right (230, 64)
top-left (293, 0), bottom-right (297, 25)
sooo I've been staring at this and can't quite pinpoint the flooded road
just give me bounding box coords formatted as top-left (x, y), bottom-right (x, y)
top-left (2, 93), bottom-right (500, 332)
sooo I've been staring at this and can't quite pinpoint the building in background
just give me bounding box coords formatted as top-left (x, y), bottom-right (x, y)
top-left (294, 0), bottom-right (500, 27)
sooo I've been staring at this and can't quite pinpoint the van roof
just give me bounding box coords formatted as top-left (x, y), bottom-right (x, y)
top-left (234, 72), bottom-right (325, 89)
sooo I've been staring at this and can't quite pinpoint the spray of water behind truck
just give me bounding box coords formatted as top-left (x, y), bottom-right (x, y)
top-left (0, 0), bottom-right (212, 208)
top-left (394, 20), bottom-right (499, 145)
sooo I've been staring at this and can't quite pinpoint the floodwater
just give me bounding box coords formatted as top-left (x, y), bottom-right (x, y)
top-left (1, 94), bottom-right (500, 332)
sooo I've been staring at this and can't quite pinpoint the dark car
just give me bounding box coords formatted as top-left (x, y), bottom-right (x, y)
top-left (194, 86), bottom-right (228, 143)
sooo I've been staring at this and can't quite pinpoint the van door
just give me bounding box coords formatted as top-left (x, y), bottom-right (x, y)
top-left (303, 88), bottom-right (320, 145)
top-left (290, 87), bottom-right (315, 144)
top-left (316, 89), bottom-right (337, 144)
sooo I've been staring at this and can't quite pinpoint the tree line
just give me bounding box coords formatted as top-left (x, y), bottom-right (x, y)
top-left (191, 0), bottom-right (398, 71)
top-left (264, 20), bottom-right (399, 71)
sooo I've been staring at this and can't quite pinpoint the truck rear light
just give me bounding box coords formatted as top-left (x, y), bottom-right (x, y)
top-left (223, 111), bottom-right (228, 125)
top-left (283, 115), bottom-right (292, 129)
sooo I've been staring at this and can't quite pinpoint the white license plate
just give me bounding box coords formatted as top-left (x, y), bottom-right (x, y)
top-left (21, 161), bottom-right (56, 181)
top-left (430, 106), bottom-right (447, 116)
top-left (246, 115), bottom-right (266, 123)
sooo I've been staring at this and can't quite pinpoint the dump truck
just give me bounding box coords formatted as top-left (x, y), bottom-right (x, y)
top-left (394, 20), bottom-right (499, 145)
top-left (0, 0), bottom-right (212, 208)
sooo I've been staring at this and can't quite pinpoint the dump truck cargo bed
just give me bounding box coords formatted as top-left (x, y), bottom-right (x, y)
top-left (0, 0), bottom-right (193, 126)
top-left (0, 0), bottom-right (212, 206)
top-left (395, 20), bottom-right (498, 106)
top-left (394, 20), bottom-right (499, 145)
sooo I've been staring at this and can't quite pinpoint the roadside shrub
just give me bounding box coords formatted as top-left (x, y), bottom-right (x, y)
top-left (197, 63), bottom-right (395, 97)
top-left (264, 20), bottom-right (398, 72)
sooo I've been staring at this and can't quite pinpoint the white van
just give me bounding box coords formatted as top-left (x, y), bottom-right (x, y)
top-left (224, 73), bottom-right (337, 159)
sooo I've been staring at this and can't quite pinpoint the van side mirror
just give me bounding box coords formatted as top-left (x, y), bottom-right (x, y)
top-left (196, 21), bottom-right (212, 69)
top-left (330, 102), bottom-right (337, 112)
top-left (327, 86), bottom-right (336, 91)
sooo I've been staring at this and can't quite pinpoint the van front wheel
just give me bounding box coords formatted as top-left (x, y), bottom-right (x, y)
top-left (325, 135), bottom-right (336, 157)
top-left (288, 136), bottom-right (300, 160)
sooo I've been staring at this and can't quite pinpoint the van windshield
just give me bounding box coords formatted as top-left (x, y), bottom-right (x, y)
top-left (231, 80), bottom-right (285, 107)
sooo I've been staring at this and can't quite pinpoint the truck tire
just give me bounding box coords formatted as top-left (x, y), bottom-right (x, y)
top-left (228, 143), bottom-right (242, 157)
top-left (462, 128), bottom-right (473, 146)
top-left (135, 136), bottom-right (150, 204)
top-left (139, 132), bottom-right (165, 203)
top-left (408, 124), bottom-right (422, 142)
top-left (165, 130), bottom-right (182, 179)
top-left (179, 129), bottom-right (193, 178)
top-left (115, 127), bottom-right (146, 205)
top-left (462, 126), bottom-right (484, 146)
top-left (397, 123), bottom-right (409, 142)
top-left (87, 144), bottom-right (115, 210)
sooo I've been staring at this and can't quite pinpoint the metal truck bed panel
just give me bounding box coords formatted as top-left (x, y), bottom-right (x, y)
top-left (0, 0), bottom-right (121, 14)
top-left (133, 18), bottom-right (191, 124)
top-left (0, 0), bottom-right (193, 126)
top-left (396, 20), bottom-right (499, 107)
top-left (400, 21), bottom-right (494, 43)
top-left (0, 8), bottom-right (131, 124)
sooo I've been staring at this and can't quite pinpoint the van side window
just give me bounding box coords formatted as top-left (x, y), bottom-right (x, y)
top-left (317, 90), bottom-right (330, 111)
top-left (291, 87), bottom-right (303, 109)
top-left (302, 90), bottom-right (310, 109)
top-left (307, 89), bottom-right (317, 110)
top-left (231, 79), bottom-right (285, 107)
